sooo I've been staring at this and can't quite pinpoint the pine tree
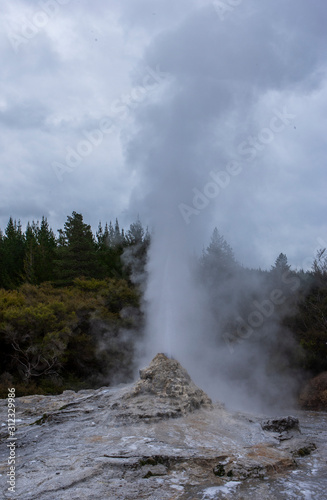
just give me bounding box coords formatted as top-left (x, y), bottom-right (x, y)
top-left (96, 219), bottom-right (126, 278)
top-left (96, 222), bottom-right (105, 247)
top-left (312, 248), bottom-right (327, 286)
top-left (0, 229), bottom-right (5, 288)
top-left (107, 221), bottom-right (115, 247)
top-left (122, 219), bottom-right (150, 285)
top-left (24, 221), bottom-right (38, 284)
top-left (271, 253), bottom-right (291, 276)
top-left (2, 218), bottom-right (25, 288)
top-left (35, 217), bottom-right (57, 283)
top-left (54, 212), bottom-right (101, 285)
top-left (125, 218), bottom-right (145, 246)
top-left (201, 227), bottom-right (237, 282)
top-left (113, 218), bottom-right (124, 246)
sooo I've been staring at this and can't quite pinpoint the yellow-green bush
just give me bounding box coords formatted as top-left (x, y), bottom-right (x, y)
top-left (0, 278), bottom-right (141, 396)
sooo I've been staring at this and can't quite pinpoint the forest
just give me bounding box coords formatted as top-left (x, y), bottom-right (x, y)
top-left (0, 211), bottom-right (327, 398)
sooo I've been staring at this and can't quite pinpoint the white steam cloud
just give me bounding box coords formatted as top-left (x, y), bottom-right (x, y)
top-left (123, 1), bottom-right (326, 413)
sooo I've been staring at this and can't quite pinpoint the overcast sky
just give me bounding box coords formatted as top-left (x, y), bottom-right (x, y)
top-left (0, 0), bottom-right (326, 270)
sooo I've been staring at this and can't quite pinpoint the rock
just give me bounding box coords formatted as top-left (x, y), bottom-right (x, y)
top-left (0, 354), bottom-right (318, 499)
top-left (261, 416), bottom-right (300, 434)
top-left (299, 372), bottom-right (327, 410)
top-left (120, 353), bottom-right (212, 420)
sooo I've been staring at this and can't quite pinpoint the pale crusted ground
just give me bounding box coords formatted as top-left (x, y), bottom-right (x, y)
top-left (0, 355), bottom-right (319, 499)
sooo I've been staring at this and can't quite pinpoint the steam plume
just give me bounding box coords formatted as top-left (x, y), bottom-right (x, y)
top-left (123, 2), bottom-right (325, 412)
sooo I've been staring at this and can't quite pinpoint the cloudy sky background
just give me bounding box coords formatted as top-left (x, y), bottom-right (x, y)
top-left (1, 0), bottom-right (327, 270)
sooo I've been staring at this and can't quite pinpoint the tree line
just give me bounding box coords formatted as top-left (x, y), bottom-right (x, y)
top-left (0, 212), bottom-right (149, 288)
top-left (0, 213), bottom-right (327, 399)
top-left (0, 212), bottom-right (150, 397)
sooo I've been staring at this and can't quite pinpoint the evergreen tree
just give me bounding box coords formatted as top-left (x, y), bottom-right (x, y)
top-left (125, 218), bottom-right (146, 246)
top-left (96, 222), bottom-right (105, 247)
top-left (2, 218), bottom-right (25, 288)
top-left (269, 253), bottom-right (297, 296)
top-left (107, 221), bottom-right (115, 246)
top-left (312, 248), bottom-right (327, 286)
top-left (201, 227), bottom-right (237, 283)
top-left (34, 217), bottom-right (57, 283)
top-left (96, 219), bottom-right (126, 278)
top-left (271, 253), bottom-right (291, 277)
top-left (54, 212), bottom-right (101, 285)
top-left (24, 221), bottom-right (38, 284)
top-left (0, 230), bottom-right (5, 288)
top-left (122, 219), bottom-right (150, 285)
top-left (113, 218), bottom-right (124, 247)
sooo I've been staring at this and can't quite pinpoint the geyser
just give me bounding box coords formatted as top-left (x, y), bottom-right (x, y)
top-left (124, 3), bottom-right (309, 414)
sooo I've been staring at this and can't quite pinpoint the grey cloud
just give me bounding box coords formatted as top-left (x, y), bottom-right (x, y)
top-left (0, 0), bottom-right (325, 269)
top-left (144, 3), bottom-right (326, 92)
top-left (0, 101), bottom-right (49, 129)
top-left (118, 0), bottom-right (197, 34)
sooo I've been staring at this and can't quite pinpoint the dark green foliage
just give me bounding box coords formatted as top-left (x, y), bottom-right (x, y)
top-left (54, 212), bottom-right (103, 285)
top-left (22, 218), bottom-right (57, 285)
top-left (96, 219), bottom-right (126, 278)
top-left (312, 248), bottom-right (327, 286)
top-left (0, 217), bottom-right (57, 288)
top-left (24, 222), bottom-right (38, 284)
top-left (285, 250), bottom-right (327, 373)
top-left (0, 230), bottom-right (5, 288)
top-left (0, 213), bottom-right (149, 288)
top-left (34, 217), bottom-right (57, 283)
top-left (1, 218), bottom-right (25, 288)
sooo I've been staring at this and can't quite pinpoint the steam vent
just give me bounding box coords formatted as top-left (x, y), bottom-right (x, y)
top-left (120, 353), bottom-right (213, 420)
